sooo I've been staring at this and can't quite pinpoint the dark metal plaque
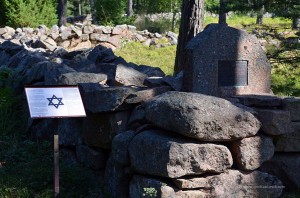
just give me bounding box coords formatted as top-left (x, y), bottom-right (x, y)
top-left (218, 60), bottom-right (248, 87)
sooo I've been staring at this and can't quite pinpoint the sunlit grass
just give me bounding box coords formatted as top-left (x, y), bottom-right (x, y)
top-left (204, 15), bottom-right (292, 29)
top-left (115, 41), bottom-right (176, 75)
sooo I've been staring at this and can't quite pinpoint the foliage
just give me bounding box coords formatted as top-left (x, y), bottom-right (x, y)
top-left (135, 15), bottom-right (180, 33)
top-left (145, 0), bottom-right (181, 14)
top-left (203, 14), bottom-right (292, 29)
top-left (115, 41), bottom-right (176, 75)
top-left (0, 87), bottom-right (27, 137)
top-left (133, 0), bottom-right (181, 14)
top-left (0, 1), bottom-right (7, 27)
top-left (94, 0), bottom-right (126, 25)
top-left (267, 40), bottom-right (300, 96)
top-left (143, 187), bottom-right (157, 197)
top-left (67, 0), bottom-right (91, 16)
top-left (270, 0), bottom-right (300, 19)
top-left (3, 0), bottom-right (57, 28)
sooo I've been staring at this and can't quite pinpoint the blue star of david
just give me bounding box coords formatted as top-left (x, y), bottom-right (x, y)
top-left (47, 95), bottom-right (64, 109)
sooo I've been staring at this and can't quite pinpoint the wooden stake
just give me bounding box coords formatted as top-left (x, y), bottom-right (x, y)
top-left (54, 134), bottom-right (59, 197)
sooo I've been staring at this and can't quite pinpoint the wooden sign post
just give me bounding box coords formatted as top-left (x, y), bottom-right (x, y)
top-left (25, 86), bottom-right (86, 197)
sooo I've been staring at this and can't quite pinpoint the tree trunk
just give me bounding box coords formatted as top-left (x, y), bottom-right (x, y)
top-left (58, 0), bottom-right (67, 26)
top-left (256, 5), bottom-right (265, 25)
top-left (219, 0), bottom-right (226, 24)
top-left (171, 0), bottom-right (177, 32)
top-left (292, 17), bottom-right (300, 29)
top-left (78, 0), bottom-right (82, 15)
top-left (127, 0), bottom-right (133, 17)
top-left (89, 0), bottom-right (97, 24)
top-left (174, 0), bottom-right (205, 74)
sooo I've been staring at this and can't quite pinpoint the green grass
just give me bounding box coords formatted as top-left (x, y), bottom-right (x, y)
top-left (115, 41), bottom-right (176, 75)
top-left (0, 138), bottom-right (105, 197)
top-left (204, 15), bottom-right (292, 29)
top-left (0, 87), bottom-right (107, 197)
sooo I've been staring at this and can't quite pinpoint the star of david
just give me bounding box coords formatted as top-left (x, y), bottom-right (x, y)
top-left (47, 95), bottom-right (64, 109)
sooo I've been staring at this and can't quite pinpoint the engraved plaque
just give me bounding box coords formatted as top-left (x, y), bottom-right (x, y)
top-left (218, 60), bottom-right (248, 87)
top-left (25, 86), bottom-right (86, 118)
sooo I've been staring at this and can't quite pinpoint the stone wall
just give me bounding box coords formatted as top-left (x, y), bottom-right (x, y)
top-left (0, 30), bottom-right (299, 197)
top-left (0, 24), bottom-right (177, 52)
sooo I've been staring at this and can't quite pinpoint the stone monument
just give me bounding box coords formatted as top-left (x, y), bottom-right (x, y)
top-left (183, 23), bottom-right (271, 97)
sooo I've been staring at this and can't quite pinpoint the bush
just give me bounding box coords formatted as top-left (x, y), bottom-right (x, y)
top-left (3, 0), bottom-right (57, 28)
top-left (0, 87), bottom-right (27, 136)
top-left (94, 0), bottom-right (126, 25)
top-left (135, 14), bottom-right (180, 33)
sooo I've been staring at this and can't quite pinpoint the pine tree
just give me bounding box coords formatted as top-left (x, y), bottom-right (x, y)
top-left (3, 0), bottom-right (57, 28)
top-left (174, 0), bottom-right (205, 74)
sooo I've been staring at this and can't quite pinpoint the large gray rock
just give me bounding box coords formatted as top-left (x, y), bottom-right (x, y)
top-left (82, 111), bottom-right (130, 149)
top-left (80, 84), bottom-right (136, 113)
top-left (230, 135), bottom-right (274, 170)
top-left (233, 94), bottom-right (283, 107)
top-left (275, 122), bottom-right (300, 151)
top-left (114, 64), bottom-right (148, 86)
top-left (183, 24), bottom-right (271, 97)
top-left (129, 175), bottom-right (177, 198)
top-left (283, 97), bottom-right (300, 121)
top-left (0, 26), bottom-right (15, 36)
top-left (29, 119), bottom-right (58, 140)
top-left (105, 157), bottom-right (131, 198)
top-left (125, 86), bottom-right (172, 104)
top-left (256, 109), bottom-right (291, 135)
top-left (76, 145), bottom-right (107, 170)
top-left (34, 37), bottom-right (57, 51)
top-left (98, 63), bottom-right (148, 87)
top-left (144, 91), bottom-right (261, 141)
top-left (260, 153), bottom-right (300, 190)
top-left (127, 105), bottom-right (147, 128)
top-left (87, 44), bottom-right (116, 63)
top-left (0, 51), bottom-right (11, 66)
top-left (131, 170), bottom-right (282, 198)
top-left (134, 64), bottom-right (165, 77)
top-left (58, 118), bottom-right (83, 146)
top-left (58, 72), bottom-right (107, 85)
top-left (129, 130), bottom-right (233, 178)
top-left (161, 71), bottom-right (183, 91)
top-left (173, 170), bottom-right (283, 198)
top-left (111, 130), bottom-right (136, 166)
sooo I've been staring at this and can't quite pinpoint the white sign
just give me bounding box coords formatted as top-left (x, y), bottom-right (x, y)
top-left (25, 86), bottom-right (86, 118)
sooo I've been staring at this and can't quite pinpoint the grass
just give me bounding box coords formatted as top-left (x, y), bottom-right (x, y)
top-left (204, 15), bottom-right (292, 29)
top-left (0, 87), bottom-right (106, 197)
top-left (0, 138), bottom-right (105, 197)
top-left (115, 41), bottom-right (176, 75)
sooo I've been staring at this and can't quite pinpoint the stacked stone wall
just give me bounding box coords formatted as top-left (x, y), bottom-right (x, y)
top-left (0, 28), bottom-right (299, 197)
top-left (0, 24), bottom-right (177, 52)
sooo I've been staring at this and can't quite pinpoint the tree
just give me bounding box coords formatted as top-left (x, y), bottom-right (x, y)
top-left (89, 0), bottom-right (97, 23)
top-left (3, 0), bottom-right (57, 28)
top-left (218, 0), bottom-right (227, 23)
top-left (174, 0), bottom-right (205, 74)
top-left (270, 0), bottom-right (300, 29)
top-left (127, 0), bottom-right (133, 17)
top-left (94, 0), bottom-right (126, 25)
top-left (206, 0), bottom-right (269, 25)
top-left (58, 0), bottom-right (67, 26)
